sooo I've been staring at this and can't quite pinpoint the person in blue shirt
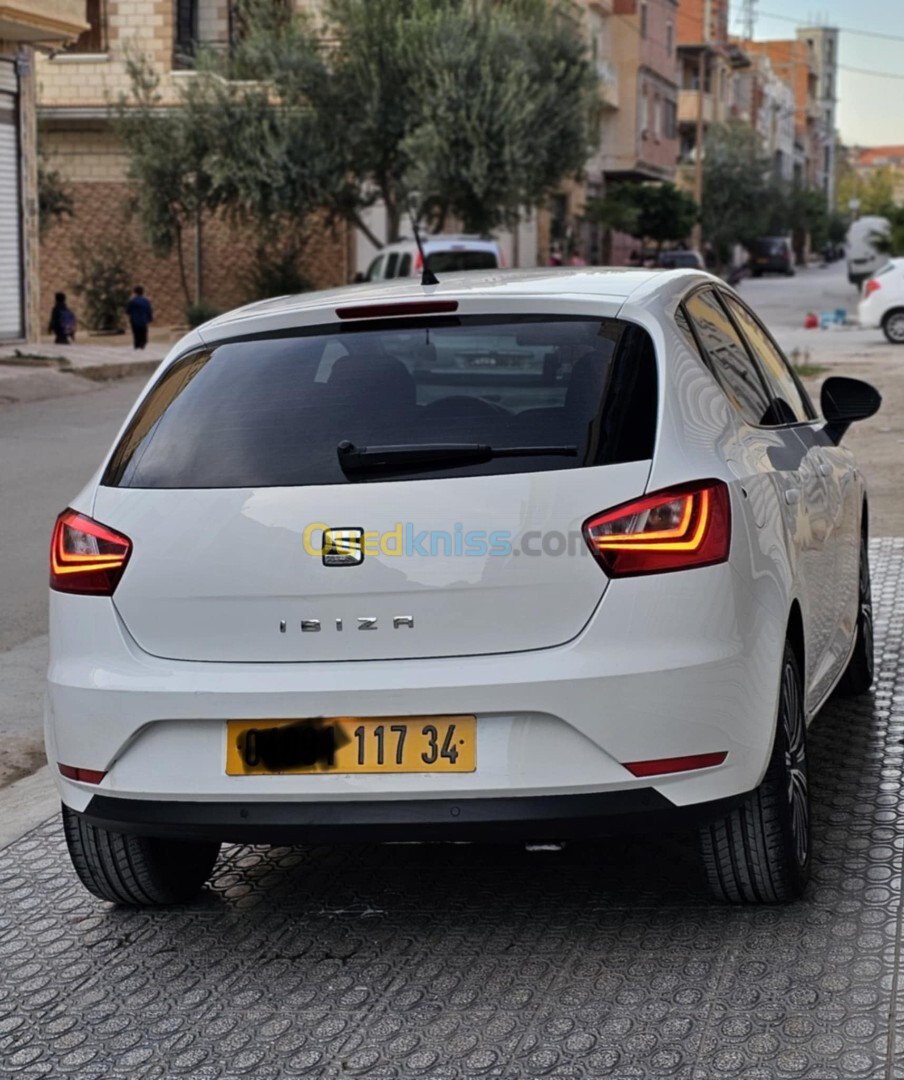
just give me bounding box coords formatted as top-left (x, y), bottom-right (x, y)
top-left (125, 286), bottom-right (153, 350)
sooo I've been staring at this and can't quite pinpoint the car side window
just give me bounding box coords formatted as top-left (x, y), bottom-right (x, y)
top-left (385, 253), bottom-right (400, 279)
top-left (398, 253), bottom-right (412, 278)
top-left (721, 294), bottom-right (813, 423)
top-left (365, 254), bottom-right (385, 282)
top-left (684, 288), bottom-right (772, 426)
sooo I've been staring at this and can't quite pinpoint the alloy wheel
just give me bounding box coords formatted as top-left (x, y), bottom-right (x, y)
top-left (781, 658), bottom-right (809, 867)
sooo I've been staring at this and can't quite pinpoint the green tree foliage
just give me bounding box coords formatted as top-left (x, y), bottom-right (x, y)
top-left (836, 161), bottom-right (897, 217)
top-left (701, 122), bottom-right (774, 268)
top-left (37, 158), bottom-right (74, 239)
top-left (584, 182), bottom-right (697, 260)
top-left (209, 0), bottom-right (597, 243)
top-left (70, 239), bottom-right (131, 332)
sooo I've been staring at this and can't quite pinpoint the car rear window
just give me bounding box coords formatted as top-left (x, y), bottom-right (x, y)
top-left (425, 250), bottom-right (498, 273)
top-left (103, 316), bottom-right (657, 489)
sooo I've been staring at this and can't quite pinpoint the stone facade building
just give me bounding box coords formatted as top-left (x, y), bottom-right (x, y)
top-left (0, 1), bottom-right (86, 342)
top-left (36, 0), bottom-right (350, 329)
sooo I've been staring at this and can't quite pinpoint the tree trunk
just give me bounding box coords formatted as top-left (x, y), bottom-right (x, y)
top-left (174, 222), bottom-right (192, 311)
top-left (385, 197), bottom-right (402, 244)
top-left (350, 211), bottom-right (384, 252)
top-left (194, 197), bottom-right (204, 304)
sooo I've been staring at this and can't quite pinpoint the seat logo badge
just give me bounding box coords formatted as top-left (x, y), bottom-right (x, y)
top-left (322, 527), bottom-right (364, 567)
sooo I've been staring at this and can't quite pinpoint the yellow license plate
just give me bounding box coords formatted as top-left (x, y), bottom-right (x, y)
top-left (225, 716), bottom-right (476, 775)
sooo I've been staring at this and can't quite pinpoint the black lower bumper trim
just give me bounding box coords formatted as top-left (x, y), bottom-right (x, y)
top-left (79, 789), bottom-right (750, 845)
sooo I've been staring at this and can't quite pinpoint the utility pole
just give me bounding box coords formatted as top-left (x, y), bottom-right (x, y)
top-left (691, 0), bottom-right (711, 251)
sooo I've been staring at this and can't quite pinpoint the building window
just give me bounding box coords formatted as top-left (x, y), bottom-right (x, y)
top-left (174, 0), bottom-right (198, 67)
top-left (664, 99), bottom-right (677, 140)
top-left (666, 21), bottom-right (673, 57)
top-left (69, 0), bottom-right (106, 53)
top-left (640, 2), bottom-right (648, 39)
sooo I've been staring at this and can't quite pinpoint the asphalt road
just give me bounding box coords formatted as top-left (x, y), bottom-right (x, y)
top-left (0, 375), bottom-right (146, 785)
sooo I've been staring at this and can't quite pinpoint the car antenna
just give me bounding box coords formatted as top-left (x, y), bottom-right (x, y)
top-left (407, 196), bottom-right (439, 286)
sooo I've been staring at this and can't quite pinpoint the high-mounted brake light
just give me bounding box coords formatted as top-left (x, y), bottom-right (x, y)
top-left (864, 278), bottom-right (881, 297)
top-left (336, 300), bottom-right (458, 320)
top-left (583, 480), bottom-right (730, 576)
top-left (50, 509), bottom-right (132, 595)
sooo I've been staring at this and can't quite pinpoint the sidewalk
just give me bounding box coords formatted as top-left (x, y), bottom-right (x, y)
top-left (0, 339), bottom-right (169, 379)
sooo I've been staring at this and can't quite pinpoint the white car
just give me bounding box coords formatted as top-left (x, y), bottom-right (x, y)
top-left (361, 235), bottom-right (502, 282)
top-left (858, 257), bottom-right (904, 344)
top-left (47, 268), bottom-right (880, 907)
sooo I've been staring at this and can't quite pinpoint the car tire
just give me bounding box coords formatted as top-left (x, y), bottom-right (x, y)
top-left (699, 641), bottom-right (810, 903)
top-left (62, 804), bottom-right (220, 906)
top-left (882, 309), bottom-right (904, 344)
top-left (836, 531), bottom-right (874, 696)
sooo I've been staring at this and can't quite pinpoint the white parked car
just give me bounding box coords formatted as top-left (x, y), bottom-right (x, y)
top-left (48, 268), bottom-right (880, 907)
top-left (360, 235), bottom-right (502, 282)
top-left (858, 257), bottom-right (904, 344)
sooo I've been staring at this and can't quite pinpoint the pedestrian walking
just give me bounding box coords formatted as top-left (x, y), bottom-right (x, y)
top-left (126, 285), bottom-right (153, 350)
top-left (48, 292), bottom-right (76, 345)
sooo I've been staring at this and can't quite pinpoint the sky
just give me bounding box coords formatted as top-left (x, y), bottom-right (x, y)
top-left (734, 1), bottom-right (904, 147)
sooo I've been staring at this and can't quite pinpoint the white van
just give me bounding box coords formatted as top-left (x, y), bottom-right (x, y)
top-left (361, 235), bottom-right (503, 282)
top-left (847, 216), bottom-right (890, 288)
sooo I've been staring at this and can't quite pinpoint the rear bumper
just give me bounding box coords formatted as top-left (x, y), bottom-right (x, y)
top-left (47, 555), bottom-right (787, 816)
top-left (77, 788), bottom-right (751, 844)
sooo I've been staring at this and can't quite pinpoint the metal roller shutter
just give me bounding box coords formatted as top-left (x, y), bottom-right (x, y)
top-left (0, 58), bottom-right (23, 342)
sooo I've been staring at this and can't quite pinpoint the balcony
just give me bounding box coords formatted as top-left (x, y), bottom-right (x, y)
top-left (678, 89), bottom-right (715, 126)
top-left (595, 58), bottom-right (619, 109)
top-left (0, 1), bottom-right (87, 44)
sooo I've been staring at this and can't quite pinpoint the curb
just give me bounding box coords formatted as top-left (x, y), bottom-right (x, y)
top-left (0, 765), bottom-right (58, 852)
top-left (63, 360), bottom-right (161, 382)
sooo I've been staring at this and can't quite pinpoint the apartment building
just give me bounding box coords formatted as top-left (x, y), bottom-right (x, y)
top-left (36, 1), bottom-right (349, 327)
top-left (676, 0), bottom-right (750, 176)
top-left (743, 29), bottom-right (838, 201)
top-left (0, 1), bottom-right (86, 342)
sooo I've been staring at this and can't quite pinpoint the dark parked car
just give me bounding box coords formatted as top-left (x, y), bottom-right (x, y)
top-left (749, 237), bottom-right (795, 277)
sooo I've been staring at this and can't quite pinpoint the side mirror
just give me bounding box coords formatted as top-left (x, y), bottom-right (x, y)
top-left (821, 376), bottom-right (881, 444)
top-left (353, 271), bottom-right (366, 284)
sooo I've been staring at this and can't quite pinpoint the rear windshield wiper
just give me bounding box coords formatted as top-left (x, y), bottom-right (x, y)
top-left (337, 440), bottom-right (577, 474)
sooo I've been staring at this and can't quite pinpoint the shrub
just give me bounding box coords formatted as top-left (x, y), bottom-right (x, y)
top-left (244, 241), bottom-right (313, 302)
top-left (70, 241), bottom-right (131, 332)
top-left (186, 300), bottom-right (223, 328)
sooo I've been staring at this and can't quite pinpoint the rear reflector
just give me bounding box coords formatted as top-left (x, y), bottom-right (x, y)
top-left (336, 300), bottom-right (459, 320)
top-left (50, 509), bottom-right (131, 595)
top-left (58, 763), bottom-right (107, 784)
top-left (583, 480), bottom-right (730, 576)
top-left (623, 752), bottom-right (727, 777)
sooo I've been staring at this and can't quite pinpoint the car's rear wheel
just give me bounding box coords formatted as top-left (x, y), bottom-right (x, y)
top-left (882, 309), bottom-right (904, 344)
top-left (836, 532), bottom-right (874, 696)
top-left (62, 805), bottom-right (220, 906)
top-left (699, 641), bottom-right (810, 903)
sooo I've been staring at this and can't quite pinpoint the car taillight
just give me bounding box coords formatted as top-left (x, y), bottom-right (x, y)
top-left (50, 509), bottom-right (132, 595)
top-left (864, 278), bottom-right (881, 296)
top-left (583, 480), bottom-right (730, 577)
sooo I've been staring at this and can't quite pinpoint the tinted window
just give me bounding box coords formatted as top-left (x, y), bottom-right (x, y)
top-left (425, 250), bottom-right (498, 273)
top-left (684, 289), bottom-right (771, 425)
top-left (722, 295), bottom-right (812, 423)
top-left (385, 253), bottom-right (400, 278)
top-left (398, 253), bottom-right (412, 277)
top-left (104, 317), bottom-right (657, 489)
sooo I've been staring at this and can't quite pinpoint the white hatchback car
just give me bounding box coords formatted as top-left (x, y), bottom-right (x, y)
top-left (361, 235), bottom-right (502, 282)
top-left (858, 257), bottom-right (904, 343)
top-left (48, 269), bottom-right (880, 907)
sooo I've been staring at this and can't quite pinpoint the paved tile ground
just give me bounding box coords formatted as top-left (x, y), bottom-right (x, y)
top-left (2, 540), bottom-right (903, 1079)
